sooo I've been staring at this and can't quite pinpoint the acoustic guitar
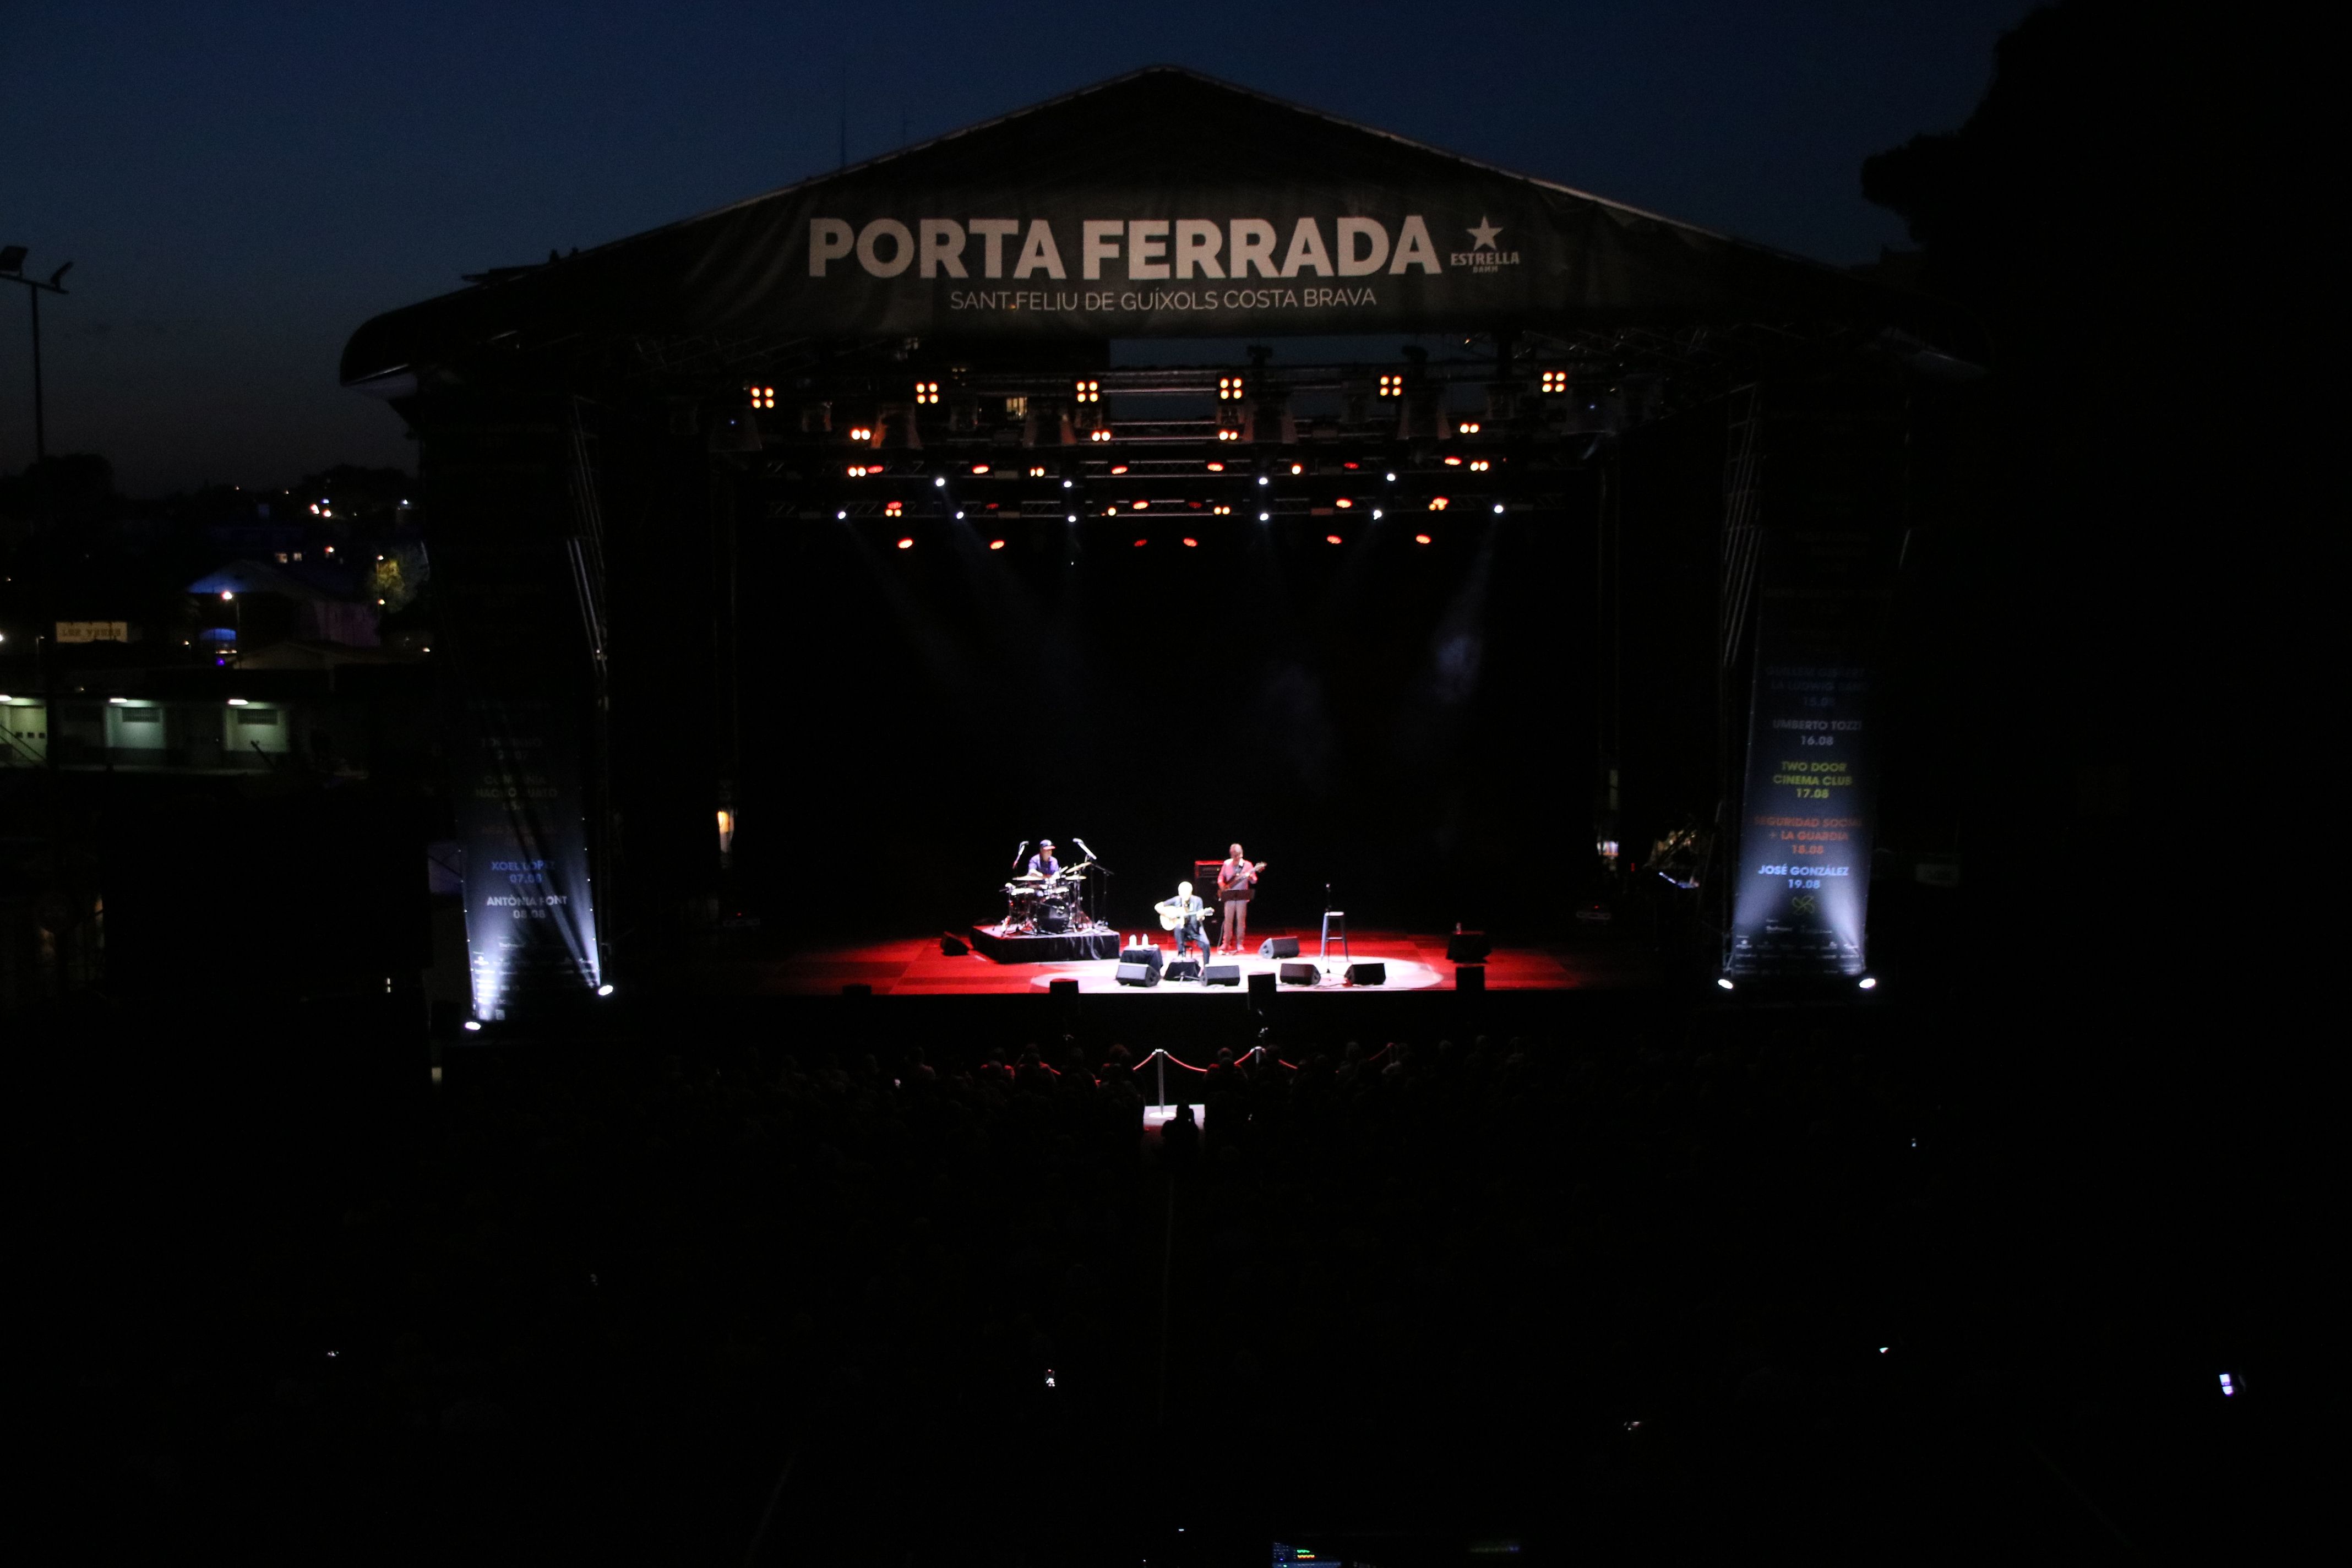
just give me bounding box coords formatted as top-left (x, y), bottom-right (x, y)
top-left (1155, 900), bottom-right (1217, 933)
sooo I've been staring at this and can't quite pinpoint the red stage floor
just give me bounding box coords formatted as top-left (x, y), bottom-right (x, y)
top-left (743, 928), bottom-right (1643, 997)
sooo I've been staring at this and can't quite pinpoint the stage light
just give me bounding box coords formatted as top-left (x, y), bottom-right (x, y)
top-left (1182, 537), bottom-right (1197, 547)
top-left (836, 510), bottom-right (847, 519)
top-left (1133, 499), bottom-right (1148, 510)
top-left (1385, 471), bottom-right (1397, 482)
top-left (914, 380), bottom-right (939, 404)
top-left (1858, 976), bottom-right (1878, 990)
top-left (1062, 478), bottom-right (1073, 489)
top-left (1218, 375), bottom-right (1243, 400)
top-left (1716, 977), bottom-right (1735, 990)
top-left (1028, 465), bottom-right (1047, 477)
top-left (1491, 503), bottom-right (1504, 514)
top-left (1429, 497), bottom-right (1450, 510)
top-left (1090, 428), bottom-right (1112, 442)
top-left (108, 697), bottom-right (129, 704)
top-left (955, 510), bottom-right (965, 519)
top-left (227, 698), bottom-right (248, 706)
top-left (1109, 464), bottom-right (1128, 474)
top-left (1413, 532), bottom-right (1431, 544)
top-left (1336, 498), bottom-right (1353, 508)
top-left (2219, 1373), bottom-right (2236, 1397)
top-left (1542, 369), bottom-right (1569, 393)
top-left (1206, 461), bottom-right (1224, 472)
top-left (463, 1020), bottom-right (483, 1032)
top-left (1458, 420), bottom-right (1482, 434)
top-left (1213, 505), bottom-right (1232, 515)
top-left (933, 476), bottom-right (946, 487)
top-left (896, 537), bottom-right (914, 549)
top-left (1289, 462), bottom-right (1303, 475)
top-left (220, 590), bottom-right (235, 601)
top-left (1444, 455), bottom-right (1462, 466)
top-left (1373, 508), bottom-right (1385, 519)
top-left (885, 500), bottom-right (903, 515)
top-left (988, 538), bottom-right (1005, 550)
top-left (1075, 379), bottom-right (1099, 402)
top-left (971, 463), bottom-right (990, 475)
top-left (1256, 475), bottom-right (1269, 487)
top-left (596, 983), bottom-right (616, 997)
top-left (1469, 459), bottom-right (1491, 472)
top-left (1217, 428), bottom-right (1238, 442)
top-left (849, 426), bottom-right (873, 442)
top-left (1378, 373), bottom-right (1402, 396)
top-left (1257, 510), bottom-right (1270, 521)
top-left (1066, 513), bottom-right (1076, 522)
top-left (1133, 538), bottom-right (1147, 547)
top-left (1325, 534), bottom-right (1342, 545)
top-left (748, 384), bottom-right (776, 409)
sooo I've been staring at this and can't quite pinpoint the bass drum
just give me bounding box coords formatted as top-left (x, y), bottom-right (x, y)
top-left (1037, 906), bottom-right (1071, 934)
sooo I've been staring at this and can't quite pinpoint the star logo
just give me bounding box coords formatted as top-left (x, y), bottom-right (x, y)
top-left (1467, 216), bottom-right (1503, 251)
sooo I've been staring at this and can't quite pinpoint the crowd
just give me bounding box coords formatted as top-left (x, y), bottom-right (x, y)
top-left (57, 1006), bottom-right (1950, 1560)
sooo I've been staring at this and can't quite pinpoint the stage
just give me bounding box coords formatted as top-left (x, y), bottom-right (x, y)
top-left (742, 927), bottom-right (1645, 998)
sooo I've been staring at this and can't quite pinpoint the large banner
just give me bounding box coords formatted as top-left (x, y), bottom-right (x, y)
top-left (1727, 658), bottom-right (1874, 976)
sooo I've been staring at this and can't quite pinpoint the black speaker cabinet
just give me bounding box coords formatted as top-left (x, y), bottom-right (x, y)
top-left (1455, 963), bottom-right (1486, 993)
top-left (1345, 961), bottom-right (1387, 986)
top-left (1049, 977), bottom-right (1081, 997)
top-left (1203, 963), bottom-right (1241, 986)
top-left (1120, 945), bottom-right (1163, 971)
top-left (1260, 937), bottom-right (1301, 960)
top-left (940, 932), bottom-right (970, 956)
top-left (1164, 959), bottom-right (1201, 982)
top-left (1279, 961), bottom-right (1320, 986)
top-left (1114, 963), bottom-right (1159, 987)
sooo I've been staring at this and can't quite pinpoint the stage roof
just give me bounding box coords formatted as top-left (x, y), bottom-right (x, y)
top-left (343, 67), bottom-right (1953, 389)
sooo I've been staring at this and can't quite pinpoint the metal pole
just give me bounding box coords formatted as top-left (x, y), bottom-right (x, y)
top-left (29, 284), bottom-right (44, 461)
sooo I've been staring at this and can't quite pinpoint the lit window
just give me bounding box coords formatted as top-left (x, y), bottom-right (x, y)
top-left (914, 380), bottom-right (939, 404)
top-left (1075, 379), bottom-right (1100, 404)
top-left (1378, 373), bottom-right (1403, 396)
top-left (1540, 370), bottom-right (1568, 394)
top-left (748, 385), bottom-right (776, 409)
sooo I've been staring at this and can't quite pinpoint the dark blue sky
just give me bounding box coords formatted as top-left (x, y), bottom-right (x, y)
top-left (1, 0), bottom-right (2034, 494)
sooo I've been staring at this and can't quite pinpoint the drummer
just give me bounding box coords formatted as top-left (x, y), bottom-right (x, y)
top-left (1025, 840), bottom-right (1061, 879)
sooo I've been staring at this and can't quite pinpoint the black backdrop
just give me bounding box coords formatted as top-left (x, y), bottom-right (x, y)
top-left (733, 495), bottom-right (1599, 944)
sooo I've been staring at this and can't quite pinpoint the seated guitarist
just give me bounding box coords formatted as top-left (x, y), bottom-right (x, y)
top-left (1156, 881), bottom-right (1214, 970)
top-left (1217, 842), bottom-right (1265, 954)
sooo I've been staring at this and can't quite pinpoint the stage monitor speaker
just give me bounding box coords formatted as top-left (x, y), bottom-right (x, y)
top-left (1345, 961), bottom-right (1386, 986)
top-left (1445, 930), bottom-right (1491, 963)
top-left (1120, 945), bottom-right (1163, 971)
top-left (1050, 977), bottom-right (1081, 997)
top-left (1260, 937), bottom-right (1300, 960)
top-left (1114, 963), bottom-right (1159, 988)
top-left (1247, 972), bottom-right (1277, 1001)
top-left (1455, 964), bottom-right (1485, 993)
top-left (1203, 963), bottom-right (1241, 986)
top-left (1164, 959), bottom-right (1201, 982)
top-left (1280, 961), bottom-right (1320, 986)
top-left (941, 932), bottom-right (970, 956)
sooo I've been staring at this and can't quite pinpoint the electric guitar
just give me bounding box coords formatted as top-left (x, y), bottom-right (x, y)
top-left (1216, 861), bottom-right (1268, 898)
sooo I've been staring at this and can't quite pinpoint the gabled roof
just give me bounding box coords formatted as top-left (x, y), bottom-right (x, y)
top-left (344, 67), bottom-right (1943, 386)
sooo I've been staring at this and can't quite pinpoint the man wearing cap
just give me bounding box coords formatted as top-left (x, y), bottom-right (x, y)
top-left (1025, 840), bottom-right (1061, 878)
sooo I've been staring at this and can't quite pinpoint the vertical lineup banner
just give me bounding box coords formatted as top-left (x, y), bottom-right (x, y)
top-left (1728, 656), bottom-right (1874, 975)
top-left (455, 689), bottom-right (601, 1019)
top-left (1726, 390), bottom-right (1903, 978)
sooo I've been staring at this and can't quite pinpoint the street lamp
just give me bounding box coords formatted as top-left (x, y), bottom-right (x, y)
top-left (1, 245), bottom-right (74, 461)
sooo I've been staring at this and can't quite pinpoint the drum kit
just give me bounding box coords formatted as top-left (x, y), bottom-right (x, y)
top-left (1000, 864), bottom-right (1091, 934)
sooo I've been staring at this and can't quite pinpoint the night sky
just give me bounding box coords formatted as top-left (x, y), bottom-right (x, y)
top-left (2, 1), bottom-right (2035, 494)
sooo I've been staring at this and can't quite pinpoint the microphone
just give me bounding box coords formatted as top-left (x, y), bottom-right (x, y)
top-left (1074, 836), bottom-right (1095, 859)
top-left (1014, 841), bottom-right (1029, 871)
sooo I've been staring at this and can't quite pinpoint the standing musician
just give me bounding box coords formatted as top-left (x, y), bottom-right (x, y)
top-left (1217, 842), bottom-right (1267, 954)
top-left (1157, 881), bottom-right (1215, 970)
top-left (1026, 840), bottom-right (1061, 879)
